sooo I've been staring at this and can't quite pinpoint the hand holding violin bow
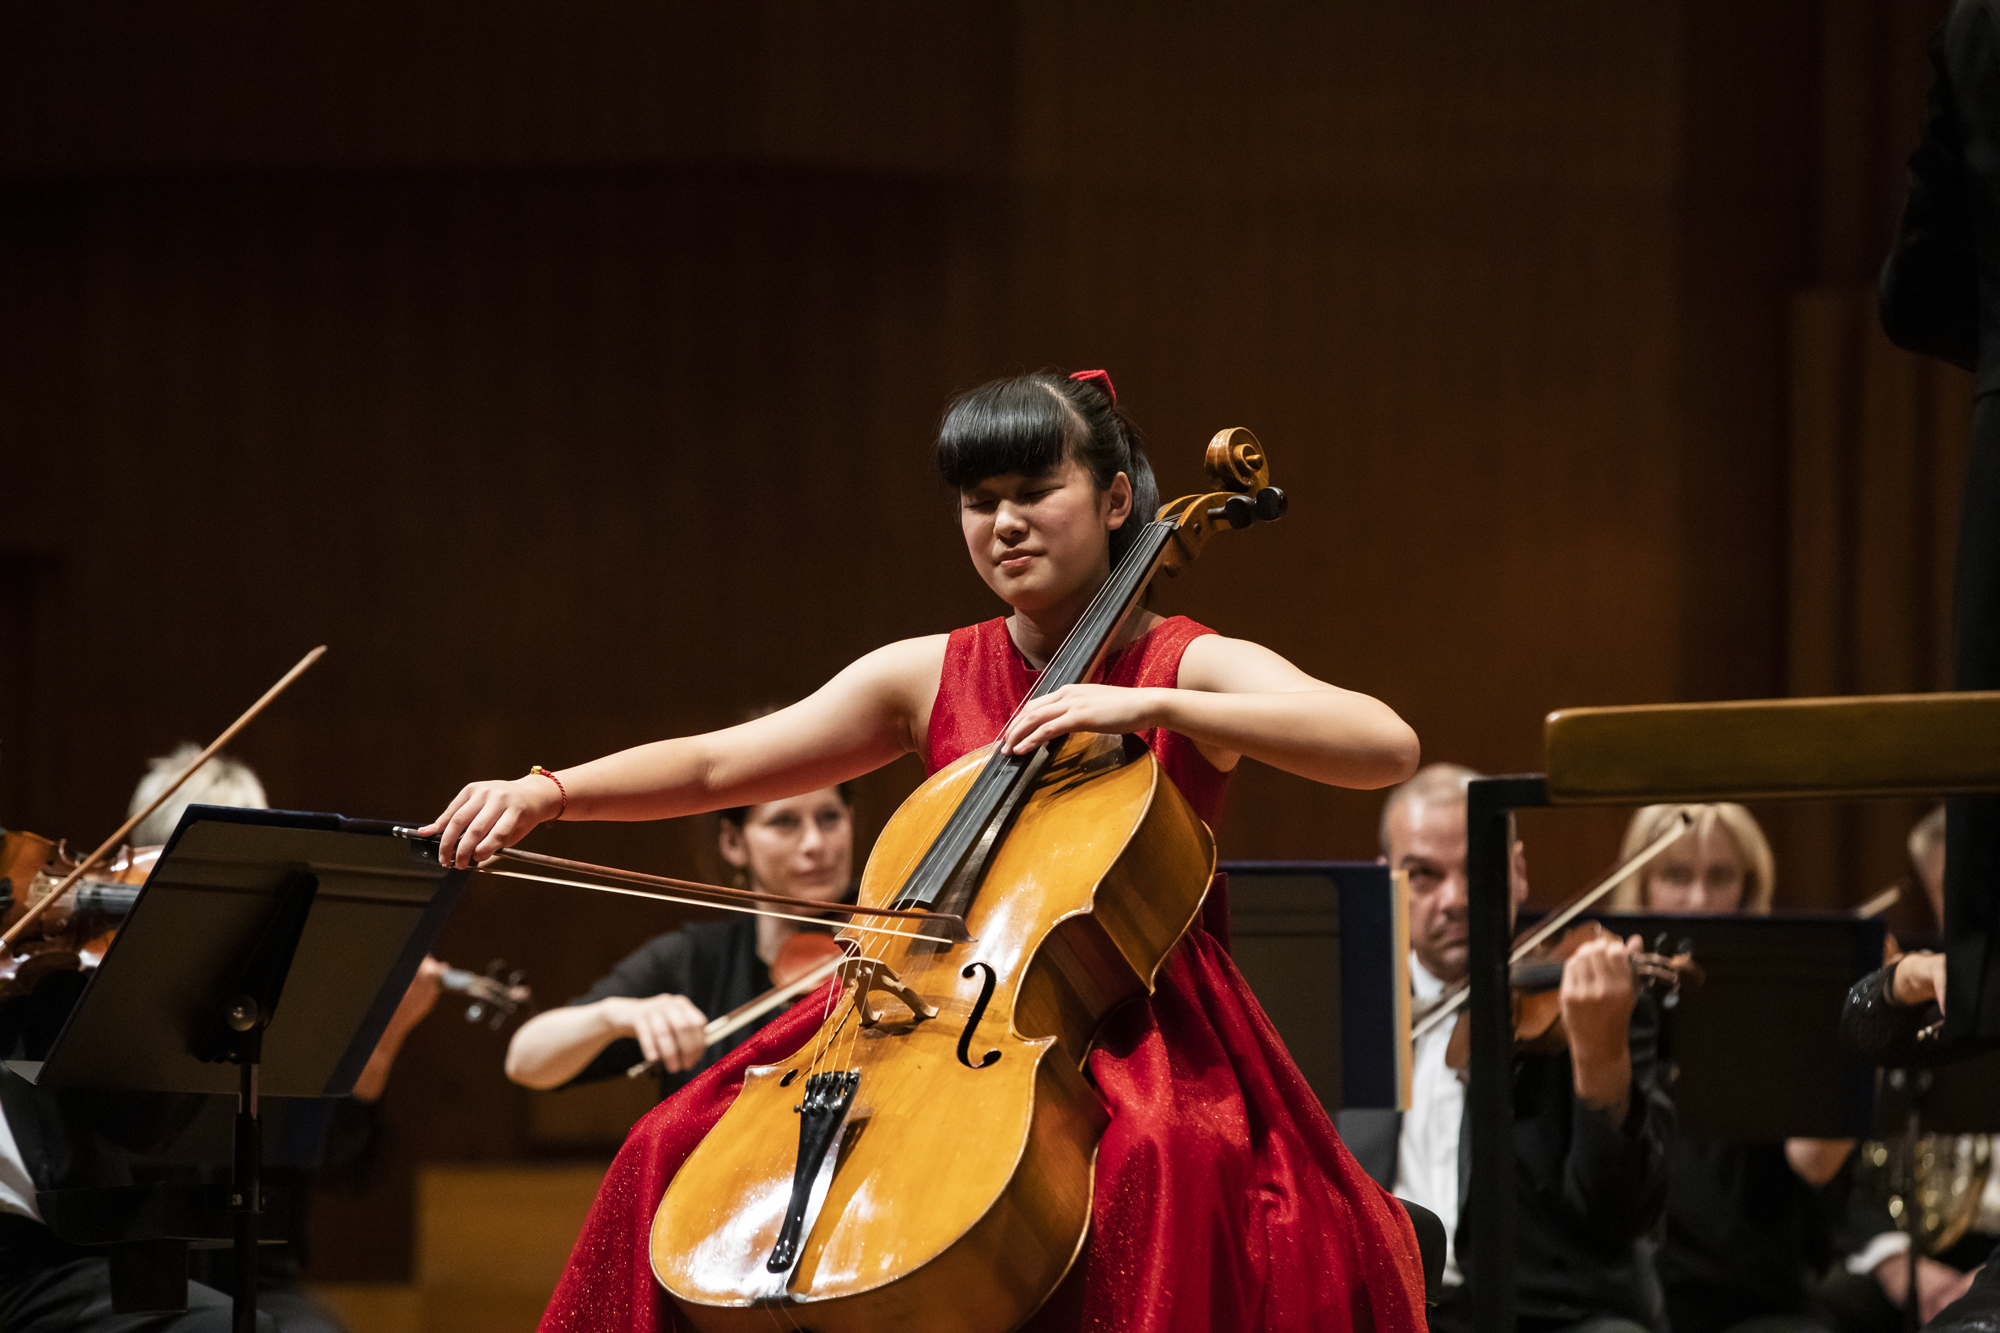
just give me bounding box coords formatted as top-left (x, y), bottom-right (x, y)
top-left (1560, 930), bottom-right (1643, 1119)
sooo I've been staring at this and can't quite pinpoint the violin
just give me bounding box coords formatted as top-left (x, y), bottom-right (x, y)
top-left (439, 959), bottom-right (534, 1030)
top-left (0, 647), bottom-right (326, 992)
top-left (0, 830), bottom-right (155, 998)
top-left (625, 929), bottom-right (851, 1081)
top-left (650, 430), bottom-right (1286, 1331)
top-left (1442, 920), bottom-right (1701, 1076)
top-left (3, 828), bottom-right (535, 1029)
top-left (766, 928), bottom-right (847, 987)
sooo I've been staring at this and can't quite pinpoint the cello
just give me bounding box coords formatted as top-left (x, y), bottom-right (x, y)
top-left (650, 430), bottom-right (1286, 1332)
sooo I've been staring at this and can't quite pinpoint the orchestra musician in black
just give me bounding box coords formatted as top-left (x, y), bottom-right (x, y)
top-left (1879, 0), bottom-right (2000, 1057)
top-left (502, 784), bottom-right (855, 1102)
top-left (1338, 763), bottom-right (1675, 1333)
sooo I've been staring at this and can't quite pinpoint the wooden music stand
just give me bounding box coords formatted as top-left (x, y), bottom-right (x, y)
top-left (5, 806), bottom-right (469, 1331)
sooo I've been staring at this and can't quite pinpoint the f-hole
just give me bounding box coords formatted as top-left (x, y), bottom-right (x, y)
top-left (957, 962), bottom-right (1001, 1070)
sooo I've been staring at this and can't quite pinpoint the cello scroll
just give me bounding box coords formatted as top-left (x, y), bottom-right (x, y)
top-left (1157, 427), bottom-right (1288, 575)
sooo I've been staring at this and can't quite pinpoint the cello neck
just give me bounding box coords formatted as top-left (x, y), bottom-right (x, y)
top-left (891, 519), bottom-right (1178, 912)
top-left (1024, 520), bottom-right (1177, 698)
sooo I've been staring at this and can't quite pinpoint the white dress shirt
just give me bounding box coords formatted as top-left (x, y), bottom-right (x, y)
top-left (1394, 956), bottom-right (1465, 1286)
top-left (0, 1104), bottom-right (41, 1220)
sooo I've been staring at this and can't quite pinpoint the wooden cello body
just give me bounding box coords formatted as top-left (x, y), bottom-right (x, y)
top-left (654, 734), bottom-right (1212, 1331)
top-left (650, 430), bottom-right (1287, 1333)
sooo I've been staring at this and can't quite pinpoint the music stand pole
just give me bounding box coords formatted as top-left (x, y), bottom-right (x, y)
top-left (1893, 1069), bottom-right (1935, 1333)
top-left (226, 1015), bottom-right (263, 1333)
top-left (1905, 1100), bottom-right (1920, 1333)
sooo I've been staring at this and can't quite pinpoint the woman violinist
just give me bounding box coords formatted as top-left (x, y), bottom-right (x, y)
top-left (423, 369), bottom-right (1426, 1333)
top-left (1608, 805), bottom-right (1837, 1333)
top-left (504, 785), bottom-right (855, 1099)
top-left (1610, 805), bottom-right (1976, 1332)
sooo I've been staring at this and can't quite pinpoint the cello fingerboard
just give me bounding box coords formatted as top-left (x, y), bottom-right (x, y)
top-left (893, 520), bottom-right (1177, 911)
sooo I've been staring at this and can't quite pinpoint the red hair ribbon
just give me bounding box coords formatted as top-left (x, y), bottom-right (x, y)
top-left (1069, 368), bottom-right (1117, 405)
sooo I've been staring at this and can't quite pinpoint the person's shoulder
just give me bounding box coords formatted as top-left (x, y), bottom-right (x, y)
top-left (830, 632), bottom-right (951, 685)
top-left (570, 926), bottom-right (701, 1003)
top-left (677, 916), bottom-right (756, 957)
top-left (1148, 614), bottom-right (1219, 647)
top-left (832, 633), bottom-right (953, 713)
top-left (616, 926), bottom-right (701, 975)
top-left (1172, 625), bottom-right (1258, 679)
top-left (881, 631), bottom-right (956, 662)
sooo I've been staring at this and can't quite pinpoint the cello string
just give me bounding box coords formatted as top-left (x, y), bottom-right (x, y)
top-left (731, 520), bottom-right (1192, 1308)
top-left (832, 871), bottom-right (923, 1076)
top-left (826, 911), bottom-right (891, 1075)
top-left (811, 913), bottom-right (882, 1077)
top-left (799, 526), bottom-right (1181, 1118)
top-left (886, 520), bottom-right (1172, 914)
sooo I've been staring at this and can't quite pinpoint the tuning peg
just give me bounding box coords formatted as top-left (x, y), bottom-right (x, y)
top-left (1220, 494), bottom-right (1256, 529)
top-left (1254, 487), bottom-right (1287, 521)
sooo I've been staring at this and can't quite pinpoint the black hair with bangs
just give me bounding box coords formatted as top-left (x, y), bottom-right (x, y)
top-left (936, 371), bottom-right (1162, 568)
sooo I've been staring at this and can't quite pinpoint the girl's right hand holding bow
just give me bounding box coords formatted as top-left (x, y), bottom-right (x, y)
top-left (419, 771), bottom-right (567, 869)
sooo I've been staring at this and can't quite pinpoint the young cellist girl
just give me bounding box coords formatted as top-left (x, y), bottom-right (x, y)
top-left (422, 369), bottom-right (1427, 1333)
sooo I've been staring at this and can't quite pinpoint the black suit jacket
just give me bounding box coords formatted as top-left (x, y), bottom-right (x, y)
top-left (1339, 1000), bottom-right (1674, 1332)
top-left (1880, 0), bottom-right (2000, 1047)
top-left (1881, 0), bottom-right (2000, 393)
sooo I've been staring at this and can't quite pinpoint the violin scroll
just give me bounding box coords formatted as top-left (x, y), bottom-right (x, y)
top-left (440, 958), bottom-right (533, 1030)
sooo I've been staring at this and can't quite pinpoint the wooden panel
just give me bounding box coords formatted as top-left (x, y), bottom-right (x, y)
top-left (1545, 692), bottom-right (2000, 804)
top-left (308, 1283), bottom-right (423, 1333)
top-left (0, 0), bottom-right (1954, 1284)
top-left (525, 1076), bottom-right (660, 1152)
top-left (417, 1163), bottom-right (610, 1333)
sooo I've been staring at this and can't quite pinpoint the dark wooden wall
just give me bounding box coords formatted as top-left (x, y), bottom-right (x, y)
top-left (0, 1), bottom-right (1960, 1278)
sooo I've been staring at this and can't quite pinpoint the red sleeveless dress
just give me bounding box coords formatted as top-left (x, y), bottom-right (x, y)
top-left (537, 615), bottom-right (1426, 1333)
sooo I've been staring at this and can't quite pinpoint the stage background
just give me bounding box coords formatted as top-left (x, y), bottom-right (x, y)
top-left (0, 0), bottom-right (1969, 1280)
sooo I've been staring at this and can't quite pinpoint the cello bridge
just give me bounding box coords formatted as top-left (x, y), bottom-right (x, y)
top-left (837, 957), bottom-right (938, 1028)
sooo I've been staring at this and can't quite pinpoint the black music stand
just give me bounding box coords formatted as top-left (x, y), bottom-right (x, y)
top-left (1221, 861), bottom-right (1410, 1112)
top-left (1579, 911), bottom-right (1884, 1138)
top-left (5, 807), bottom-right (468, 1332)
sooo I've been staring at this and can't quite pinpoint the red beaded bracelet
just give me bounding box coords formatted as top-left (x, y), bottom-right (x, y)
top-left (530, 766), bottom-right (567, 819)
